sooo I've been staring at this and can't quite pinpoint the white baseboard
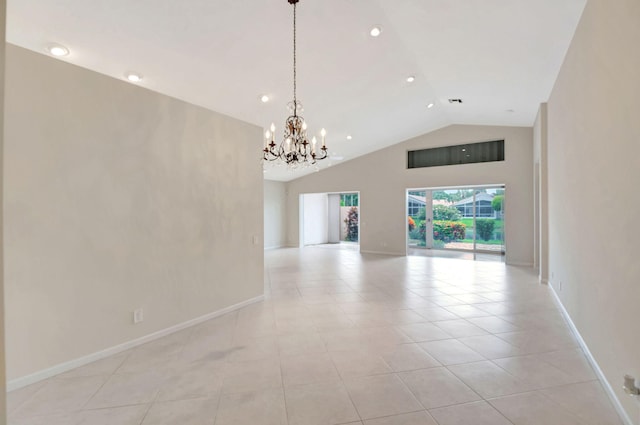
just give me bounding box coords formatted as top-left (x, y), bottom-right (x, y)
top-left (505, 260), bottom-right (534, 267)
top-left (360, 250), bottom-right (405, 256)
top-left (549, 285), bottom-right (634, 425)
top-left (264, 244), bottom-right (286, 250)
top-left (7, 294), bottom-right (265, 392)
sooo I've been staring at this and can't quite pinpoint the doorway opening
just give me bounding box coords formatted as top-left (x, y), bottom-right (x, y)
top-left (407, 186), bottom-right (505, 261)
top-left (299, 192), bottom-right (359, 250)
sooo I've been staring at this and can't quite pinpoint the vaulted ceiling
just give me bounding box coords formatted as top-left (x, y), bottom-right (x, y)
top-left (8, 0), bottom-right (586, 181)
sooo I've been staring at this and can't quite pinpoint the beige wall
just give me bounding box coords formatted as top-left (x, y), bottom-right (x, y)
top-left (1, 0), bottom-right (7, 421)
top-left (263, 180), bottom-right (287, 249)
top-left (286, 125), bottom-right (534, 265)
top-left (547, 0), bottom-right (640, 423)
top-left (533, 103), bottom-right (549, 283)
top-left (4, 45), bottom-right (264, 381)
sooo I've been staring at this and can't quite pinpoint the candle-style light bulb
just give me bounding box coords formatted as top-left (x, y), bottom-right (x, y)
top-left (312, 136), bottom-right (317, 154)
top-left (265, 130), bottom-right (271, 148)
top-left (320, 128), bottom-right (327, 147)
top-left (302, 121), bottom-right (308, 131)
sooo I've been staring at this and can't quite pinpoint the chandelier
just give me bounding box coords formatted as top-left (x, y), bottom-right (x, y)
top-left (263, 0), bottom-right (328, 168)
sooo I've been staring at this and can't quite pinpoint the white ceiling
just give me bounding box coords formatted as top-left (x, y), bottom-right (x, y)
top-left (7, 0), bottom-right (586, 181)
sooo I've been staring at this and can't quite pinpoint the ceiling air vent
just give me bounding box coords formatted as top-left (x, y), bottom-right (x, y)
top-left (448, 99), bottom-right (463, 104)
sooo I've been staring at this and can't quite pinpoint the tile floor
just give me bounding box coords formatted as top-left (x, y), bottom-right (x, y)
top-left (7, 247), bottom-right (625, 425)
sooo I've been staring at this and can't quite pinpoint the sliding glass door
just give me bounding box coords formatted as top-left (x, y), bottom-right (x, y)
top-left (408, 190), bottom-right (430, 248)
top-left (407, 186), bottom-right (505, 258)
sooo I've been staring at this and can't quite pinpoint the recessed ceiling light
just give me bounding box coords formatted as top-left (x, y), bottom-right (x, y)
top-left (346, 135), bottom-right (353, 140)
top-left (406, 76), bottom-right (416, 83)
top-left (126, 73), bottom-right (143, 83)
top-left (260, 95), bottom-right (270, 103)
top-left (427, 103), bottom-right (435, 109)
top-left (47, 44), bottom-right (69, 57)
top-left (370, 26), bottom-right (382, 37)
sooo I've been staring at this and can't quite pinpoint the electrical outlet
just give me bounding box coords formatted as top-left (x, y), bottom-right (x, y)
top-left (624, 375), bottom-right (639, 396)
top-left (133, 308), bottom-right (144, 324)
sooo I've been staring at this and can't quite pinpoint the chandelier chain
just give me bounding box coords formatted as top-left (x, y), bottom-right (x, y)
top-left (293, 1), bottom-right (297, 115)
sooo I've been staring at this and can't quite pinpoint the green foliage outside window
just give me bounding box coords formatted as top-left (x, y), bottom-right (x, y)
top-left (432, 221), bottom-right (466, 242)
top-left (475, 219), bottom-right (496, 241)
top-left (417, 221), bottom-right (466, 242)
top-left (491, 195), bottom-right (504, 212)
top-left (344, 207), bottom-right (359, 242)
top-left (432, 205), bottom-right (462, 221)
top-left (340, 193), bottom-right (359, 207)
